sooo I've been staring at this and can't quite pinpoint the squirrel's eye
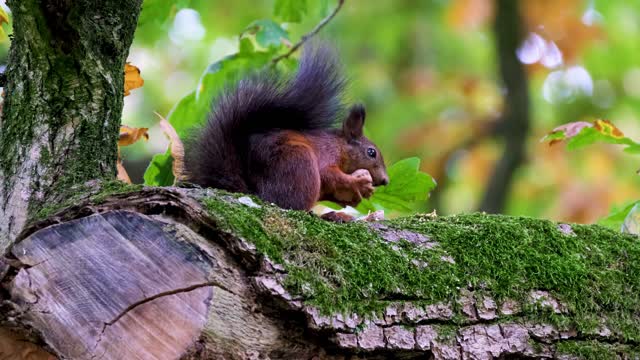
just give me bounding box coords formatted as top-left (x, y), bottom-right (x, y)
top-left (367, 147), bottom-right (377, 158)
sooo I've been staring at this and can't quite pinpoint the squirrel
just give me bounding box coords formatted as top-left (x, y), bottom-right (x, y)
top-left (185, 45), bottom-right (389, 211)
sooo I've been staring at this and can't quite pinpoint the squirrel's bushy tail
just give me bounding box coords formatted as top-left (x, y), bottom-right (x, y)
top-left (185, 44), bottom-right (346, 192)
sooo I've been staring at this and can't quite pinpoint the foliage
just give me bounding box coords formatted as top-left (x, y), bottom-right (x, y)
top-left (354, 157), bottom-right (436, 215)
top-left (2, 0), bottom-right (639, 224)
top-left (543, 119), bottom-right (640, 153)
top-left (167, 41), bottom-right (278, 138)
top-left (274, 0), bottom-right (309, 23)
top-left (0, 6), bottom-right (9, 42)
top-left (143, 147), bottom-right (174, 186)
top-left (150, 1), bottom-right (436, 214)
top-left (543, 119), bottom-right (640, 231)
top-left (119, 0), bottom-right (640, 225)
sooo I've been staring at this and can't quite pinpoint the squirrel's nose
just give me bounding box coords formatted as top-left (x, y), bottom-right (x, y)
top-left (379, 176), bottom-right (389, 186)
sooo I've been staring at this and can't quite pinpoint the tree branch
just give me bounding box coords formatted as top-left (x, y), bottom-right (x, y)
top-left (272, 0), bottom-right (345, 65)
top-left (478, 0), bottom-right (530, 213)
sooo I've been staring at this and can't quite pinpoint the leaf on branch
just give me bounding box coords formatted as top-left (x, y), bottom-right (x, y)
top-left (124, 63), bottom-right (144, 96)
top-left (118, 125), bottom-right (149, 147)
top-left (543, 121), bottom-right (592, 145)
top-left (542, 119), bottom-right (640, 152)
top-left (355, 157), bottom-right (437, 214)
top-left (169, 47), bottom-right (274, 138)
top-left (244, 20), bottom-right (290, 49)
top-left (274, 0), bottom-right (308, 23)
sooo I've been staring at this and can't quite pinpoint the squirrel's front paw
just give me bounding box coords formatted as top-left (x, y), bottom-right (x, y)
top-left (351, 169), bottom-right (374, 199)
top-left (332, 169), bottom-right (373, 207)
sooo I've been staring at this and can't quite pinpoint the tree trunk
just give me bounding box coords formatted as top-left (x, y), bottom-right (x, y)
top-left (479, 0), bottom-right (530, 213)
top-left (0, 0), bottom-right (142, 248)
top-left (1, 186), bottom-right (637, 359)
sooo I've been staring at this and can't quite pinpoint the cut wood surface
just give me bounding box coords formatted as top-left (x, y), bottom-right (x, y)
top-left (1, 185), bottom-right (639, 359)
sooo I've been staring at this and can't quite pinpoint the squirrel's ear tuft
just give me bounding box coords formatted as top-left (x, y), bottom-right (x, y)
top-left (343, 104), bottom-right (366, 140)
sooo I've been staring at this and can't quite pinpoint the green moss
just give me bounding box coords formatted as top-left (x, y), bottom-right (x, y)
top-left (31, 180), bottom-right (142, 222)
top-left (556, 341), bottom-right (640, 360)
top-left (1, 0), bottom-right (142, 220)
top-left (433, 324), bottom-right (457, 340)
top-left (202, 192), bottom-right (640, 342)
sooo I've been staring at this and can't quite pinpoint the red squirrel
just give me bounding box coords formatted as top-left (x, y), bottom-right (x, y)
top-left (185, 45), bottom-right (389, 211)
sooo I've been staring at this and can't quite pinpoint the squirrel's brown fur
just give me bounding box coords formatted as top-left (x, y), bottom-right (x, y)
top-left (185, 45), bottom-right (388, 210)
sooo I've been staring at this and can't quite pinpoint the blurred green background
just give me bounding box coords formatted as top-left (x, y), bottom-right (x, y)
top-left (2, 0), bottom-right (640, 224)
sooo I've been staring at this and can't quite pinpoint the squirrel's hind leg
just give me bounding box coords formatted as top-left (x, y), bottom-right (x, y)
top-left (249, 133), bottom-right (321, 211)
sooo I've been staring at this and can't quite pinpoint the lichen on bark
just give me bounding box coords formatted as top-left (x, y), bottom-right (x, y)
top-left (0, 0), bottom-right (143, 248)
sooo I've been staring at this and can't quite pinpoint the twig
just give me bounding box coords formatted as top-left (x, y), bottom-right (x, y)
top-left (271, 0), bottom-right (345, 65)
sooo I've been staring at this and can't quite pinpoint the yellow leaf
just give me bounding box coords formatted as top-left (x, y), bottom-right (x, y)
top-left (0, 7), bottom-right (8, 44)
top-left (0, 7), bottom-right (9, 26)
top-left (124, 63), bottom-right (144, 96)
top-left (118, 125), bottom-right (149, 146)
top-left (155, 112), bottom-right (185, 182)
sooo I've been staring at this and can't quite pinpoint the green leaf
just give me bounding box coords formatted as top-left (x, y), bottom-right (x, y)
top-left (143, 147), bottom-right (175, 186)
top-left (565, 127), bottom-right (635, 150)
top-left (623, 143), bottom-right (640, 154)
top-left (274, 0), bottom-right (308, 23)
top-left (356, 157), bottom-right (437, 214)
top-left (136, 0), bottom-right (191, 43)
top-left (245, 19), bottom-right (289, 48)
top-left (622, 203), bottom-right (640, 235)
top-left (139, 0), bottom-right (191, 25)
top-left (239, 37), bottom-right (254, 55)
top-left (598, 200), bottom-right (640, 231)
top-left (543, 119), bottom-right (640, 152)
top-left (168, 49), bottom-right (276, 138)
top-left (318, 0), bottom-right (330, 17)
top-left (167, 91), bottom-right (207, 139)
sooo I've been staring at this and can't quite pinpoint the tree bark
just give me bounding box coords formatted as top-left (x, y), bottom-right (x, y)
top-left (1, 187), bottom-right (637, 359)
top-left (0, 0), bottom-right (143, 248)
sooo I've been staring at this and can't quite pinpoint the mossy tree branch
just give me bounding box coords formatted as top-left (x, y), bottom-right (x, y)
top-left (0, 0), bottom-right (143, 248)
top-left (2, 187), bottom-right (638, 359)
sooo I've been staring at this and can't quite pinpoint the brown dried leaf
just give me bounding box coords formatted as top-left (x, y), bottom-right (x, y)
top-left (155, 112), bottom-right (185, 182)
top-left (118, 125), bottom-right (149, 147)
top-left (124, 63), bottom-right (144, 96)
top-left (116, 158), bottom-right (132, 184)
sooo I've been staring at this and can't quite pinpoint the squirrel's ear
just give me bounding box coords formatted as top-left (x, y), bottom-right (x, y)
top-left (343, 104), bottom-right (365, 140)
